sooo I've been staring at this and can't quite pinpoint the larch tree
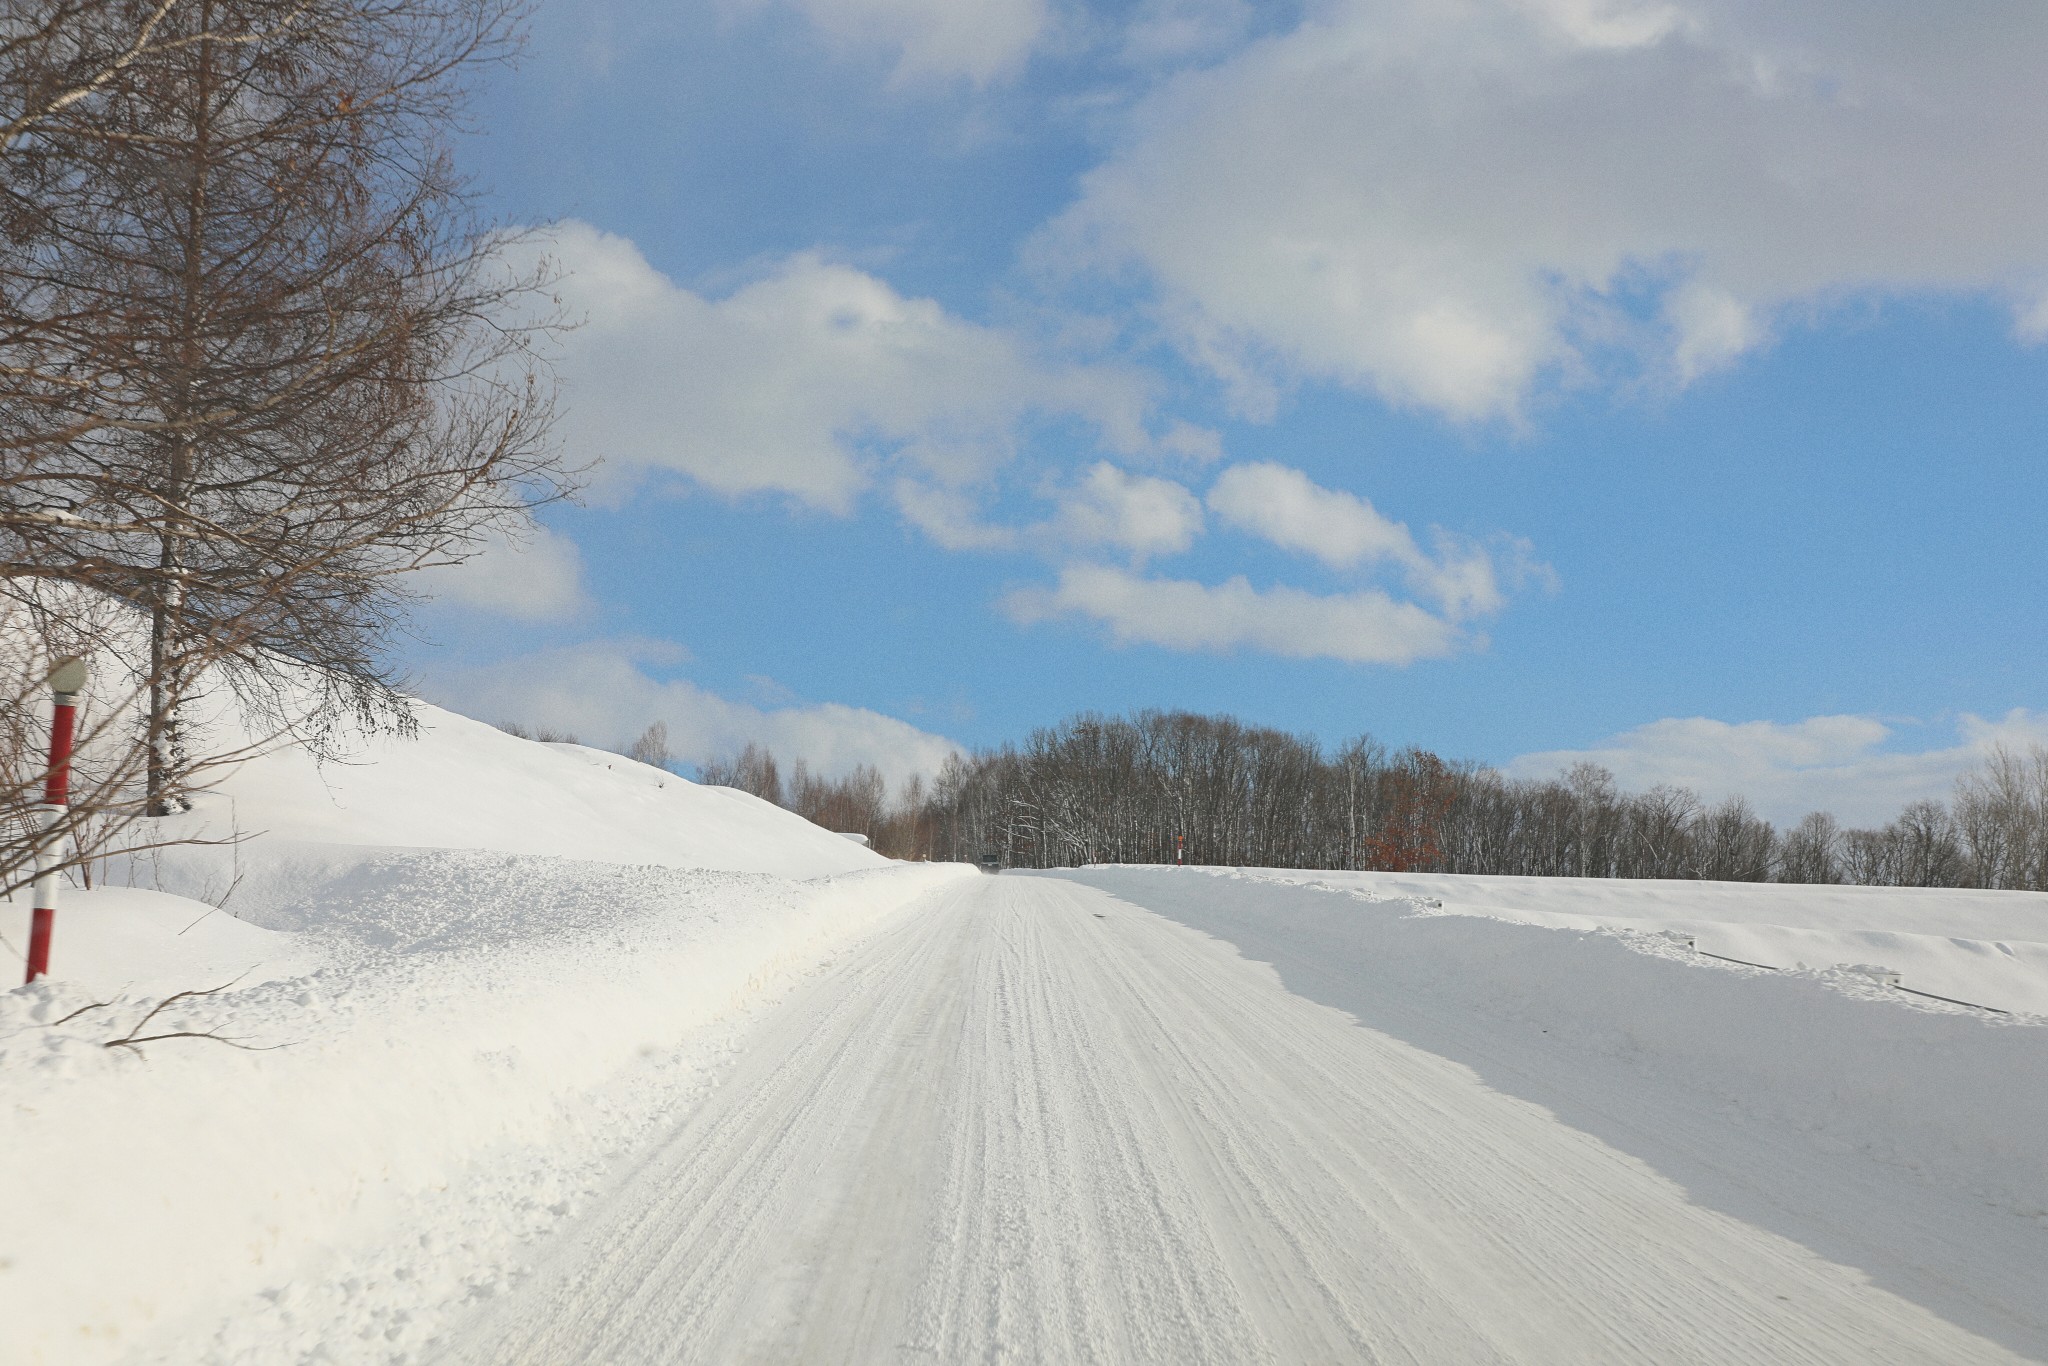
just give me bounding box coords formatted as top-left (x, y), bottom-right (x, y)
top-left (0, 0), bottom-right (569, 819)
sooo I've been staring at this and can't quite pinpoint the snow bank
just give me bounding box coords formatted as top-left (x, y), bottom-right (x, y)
top-left (140, 700), bottom-right (887, 880)
top-left (1190, 867), bottom-right (2048, 1016)
top-left (1, 852), bottom-right (975, 1366)
top-left (0, 687), bottom-right (894, 1027)
top-left (4, 697), bottom-right (886, 995)
top-left (0, 887), bottom-right (317, 998)
top-left (0, 680), bottom-right (963, 1363)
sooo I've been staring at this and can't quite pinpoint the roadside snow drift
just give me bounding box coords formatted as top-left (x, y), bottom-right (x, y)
top-left (155, 700), bottom-right (889, 877)
top-left (1203, 866), bottom-right (2048, 1015)
top-left (3, 699), bottom-right (886, 994)
top-left (0, 696), bottom-right (970, 1366)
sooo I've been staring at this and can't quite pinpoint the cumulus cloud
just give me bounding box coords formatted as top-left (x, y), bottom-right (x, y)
top-left (1154, 419), bottom-right (1226, 465)
top-left (490, 232), bottom-right (1559, 666)
top-left (746, 0), bottom-right (1052, 85)
top-left (1207, 462), bottom-right (1411, 569)
top-left (892, 480), bottom-right (1023, 552)
top-left (522, 222), bottom-right (1153, 514)
top-left (897, 461), bottom-right (1207, 562)
top-left (413, 521), bottom-right (587, 623)
top-left (1509, 709), bottom-right (2048, 826)
top-left (1003, 564), bottom-right (1461, 664)
top-left (1206, 463), bottom-right (1512, 617)
top-left (1049, 0), bottom-right (2048, 420)
top-left (987, 464), bottom-right (1546, 662)
top-left (1052, 462), bottom-right (1204, 560)
top-left (422, 638), bottom-right (962, 792)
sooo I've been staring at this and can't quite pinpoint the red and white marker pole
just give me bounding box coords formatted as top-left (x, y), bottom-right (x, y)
top-left (23, 656), bottom-right (87, 985)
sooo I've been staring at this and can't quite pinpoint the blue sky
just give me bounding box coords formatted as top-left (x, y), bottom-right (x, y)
top-left (412, 0), bottom-right (2048, 825)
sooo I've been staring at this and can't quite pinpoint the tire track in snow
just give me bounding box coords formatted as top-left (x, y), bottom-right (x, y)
top-left (431, 874), bottom-right (2024, 1364)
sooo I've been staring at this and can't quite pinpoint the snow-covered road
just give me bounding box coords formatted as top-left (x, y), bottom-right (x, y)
top-left (431, 873), bottom-right (2022, 1365)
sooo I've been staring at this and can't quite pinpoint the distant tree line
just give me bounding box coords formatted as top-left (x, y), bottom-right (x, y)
top-left (697, 709), bottom-right (2048, 889)
top-left (696, 741), bottom-right (937, 860)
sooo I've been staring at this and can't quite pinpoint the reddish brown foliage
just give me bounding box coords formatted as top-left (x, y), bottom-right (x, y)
top-left (1361, 752), bottom-right (1454, 872)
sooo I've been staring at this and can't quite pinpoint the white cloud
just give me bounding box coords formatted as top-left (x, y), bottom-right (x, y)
top-left (744, 0), bottom-right (1051, 85)
top-left (1206, 463), bottom-right (1508, 617)
top-left (1208, 462), bottom-right (1413, 569)
top-left (1511, 0), bottom-right (1692, 51)
top-left (523, 223), bottom-right (1154, 515)
top-left (422, 638), bottom-right (962, 792)
top-left (1121, 0), bottom-right (1256, 66)
top-left (991, 464), bottom-right (1544, 662)
top-left (1155, 419), bottom-right (1225, 465)
top-left (1003, 564), bottom-right (1461, 664)
top-left (892, 480), bottom-right (1023, 552)
top-left (1509, 710), bottom-right (2048, 827)
top-left (1052, 462), bottom-right (1204, 559)
top-left (897, 462), bottom-right (1206, 562)
top-left (413, 521), bottom-right (587, 623)
top-left (1049, 0), bottom-right (2048, 420)
top-left (1664, 282), bottom-right (1760, 385)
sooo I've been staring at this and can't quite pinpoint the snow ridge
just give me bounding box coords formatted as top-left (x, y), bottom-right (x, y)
top-left (1, 850), bottom-right (973, 1366)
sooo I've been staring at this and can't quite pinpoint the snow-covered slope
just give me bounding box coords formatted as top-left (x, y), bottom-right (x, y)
top-left (0, 699), bottom-right (885, 995)
top-left (0, 694), bottom-right (969, 1366)
top-left (163, 700), bottom-right (886, 877)
top-left (1179, 867), bottom-right (2048, 1015)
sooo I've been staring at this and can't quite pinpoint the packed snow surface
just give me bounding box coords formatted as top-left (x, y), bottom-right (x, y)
top-left (1064, 867), bottom-right (2048, 1359)
top-left (423, 872), bottom-right (2042, 1364)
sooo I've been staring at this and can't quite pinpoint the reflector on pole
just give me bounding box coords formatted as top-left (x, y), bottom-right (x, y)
top-left (23, 656), bottom-right (86, 984)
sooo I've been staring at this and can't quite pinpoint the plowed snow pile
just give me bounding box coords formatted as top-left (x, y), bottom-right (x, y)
top-left (0, 703), bottom-right (972, 1366)
top-left (1187, 865), bottom-right (2048, 1014)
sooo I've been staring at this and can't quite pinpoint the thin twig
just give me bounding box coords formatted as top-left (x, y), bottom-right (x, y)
top-left (106, 1030), bottom-right (284, 1056)
top-left (44, 998), bottom-right (113, 1027)
top-left (98, 971), bottom-right (251, 1055)
top-left (0, 996), bottom-right (114, 1043)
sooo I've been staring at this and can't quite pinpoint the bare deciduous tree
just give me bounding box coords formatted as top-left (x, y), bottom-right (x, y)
top-left (1954, 744), bottom-right (2048, 890)
top-left (2, 0), bottom-right (569, 821)
top-left (624, 720), bottom-right (669, 770)
top-left (1778, 811), bottom-right (1842, 884)
top-left (698, 741), bottom-right (783, 806)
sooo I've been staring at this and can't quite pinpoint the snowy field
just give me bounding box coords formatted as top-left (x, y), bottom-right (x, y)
top-left (3, 713), bottom-right (2044, 1364)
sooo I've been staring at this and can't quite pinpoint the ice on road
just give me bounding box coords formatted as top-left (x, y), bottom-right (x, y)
top-left (436, 874), bottom-right (2020, 1365)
